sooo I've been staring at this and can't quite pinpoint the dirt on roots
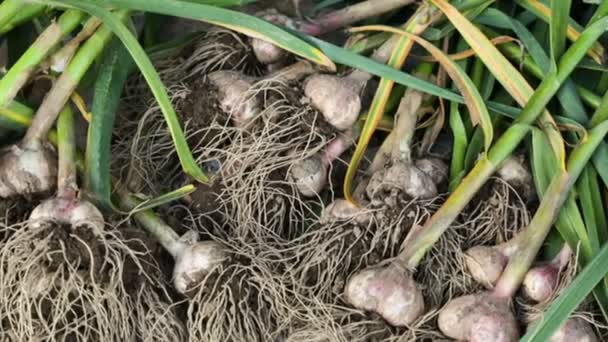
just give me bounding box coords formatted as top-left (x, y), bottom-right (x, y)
top-left (4, 29), bottom-right (605, 342)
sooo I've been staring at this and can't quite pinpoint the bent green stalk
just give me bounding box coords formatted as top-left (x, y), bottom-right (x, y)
top-left (0, 0), bottom-right (24, 31)
top-left (398, 15), bottom-right (608, 269)
top-left (0, 4), bottom-right (46, 34)
top-left (24, 10), bottom-right (129, 144)
top-left (494, 118), bottom-right (608, 298)
top-left (117, 191), bottom-right (182, 256)
top-left (497, 41), bottom-right (602, 111)
top-left (0, 9), bottom-right (85, 108)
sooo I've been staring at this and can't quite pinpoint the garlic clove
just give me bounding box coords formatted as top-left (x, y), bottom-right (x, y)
top-left (415, 157), bottom-right (448, 185)
top-left (0, 142), bottom-right (57, 198)
top-left (208, 71), bottom-right (260, 126)
top-left (289, 154), bottom-right (327, 197)
top-left (28, 197), bottom-right (105, 234)
top-left (304, 74), bottom-right (361, 131)
top-left (173, 240), bottom-right (228, 295)
top-left (522, 264), bottom-right (559, 302)
top-left (548, 317), bottom-right (598, 342)
top-left (250, 38), bottom-right (287, 65)
top-left (438, 293), bottom-right (518, 342)
top-left (345, 262), bottom-right (424, 326)
top-left (321, 199), bottom-right (371, 226)
top-left (465, 245), bottom-right (508, 289)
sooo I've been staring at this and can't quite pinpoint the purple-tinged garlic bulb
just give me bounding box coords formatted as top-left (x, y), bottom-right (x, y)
top-left (345, 262), bottom-right (424, 326)
top-left (548, 317), bottom-right (598, 342)
top-left (250, 38), bottom-right (288, 66)
top-left (522, 263), bottom-right (559, 303)
top-left (438, 293), bottom-right (518, 342)
top-left (523, 244), bottom-right (571, 302)
top-left (250, 10), bottom-right (293, 66)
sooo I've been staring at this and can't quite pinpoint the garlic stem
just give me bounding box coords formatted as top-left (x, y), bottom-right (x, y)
top-left (56, 106), bottom-right (78, 199)
top-left (118, 191), bottom-right (182, 258)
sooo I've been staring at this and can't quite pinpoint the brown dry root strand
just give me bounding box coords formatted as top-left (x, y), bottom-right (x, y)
top-left (287, 197), bottom-right (437, 301)
top-left (116, 80), bottom-right (230, 195)
top-left (123, 28), bottom-right (261, 105)
top-left (119, 69), bottom-right (334, 216)
top-left (182, 28), bottom-right (263, 78)
top-left (0, 197), bottom-right (37, 231)
top-left (131, 287), bottom-right (187, 341)
top-left (171, 80), bottom-right (334, 240)
top-left (0, 221), bottom-right (184, 341)
top-left (284, 305), bottom-right (446, 342)
top-left (339, 178), bottom-right (530, 329)
top-left (460, 179), bottom-right (529, 246)
top-left (273, 196), bottom-right (467, 338)
top-left (119, 28), bottom-right (263, 144)
top-left (414, 181), bottom-right (530, 326)
top-left (185, 255), bottom-right (289, 342)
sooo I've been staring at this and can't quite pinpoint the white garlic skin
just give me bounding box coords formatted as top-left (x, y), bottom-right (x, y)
top-left (321, 199), bottom-right (370, 226)
top-left (0, 142), bottom-right (57, 198)
top-left (465, 245), bottom-right (508, 289)
top-left (250, 38), bottom-right (287, 65)
top-left (208, 71), bottom-right (260, 126)
top-left (415, 157), bottom-right (448, 185)
top-left (366, 161), bottom-right (438, 200)
top-left (304, 74), bottom-right (362, 131)
top-left (289, 154), bottom-right (327, 197)
top-left (173, 240), bottom-right (228, 294)
top-left (28, 197), bottom-right (105, 234)
top-left (497, 155), bottom-right (534, 201)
